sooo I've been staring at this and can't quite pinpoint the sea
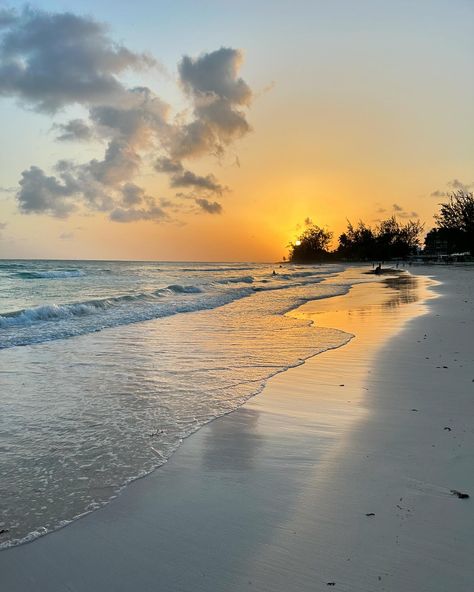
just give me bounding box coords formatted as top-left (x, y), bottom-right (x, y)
top-left (0, 260), bottom-right (368, 548)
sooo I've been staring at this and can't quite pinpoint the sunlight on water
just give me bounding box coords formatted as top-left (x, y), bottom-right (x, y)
top-left (0, 262), bottom-right (372, 548)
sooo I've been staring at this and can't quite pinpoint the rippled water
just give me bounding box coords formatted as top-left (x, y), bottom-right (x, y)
top-left (0, 261), bottom-right (365, 548)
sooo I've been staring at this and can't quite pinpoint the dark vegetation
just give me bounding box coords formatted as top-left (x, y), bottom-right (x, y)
top-left (288, 190), bottom-right (474, 263)
top-left (424, 190), bottom-right (474, 256)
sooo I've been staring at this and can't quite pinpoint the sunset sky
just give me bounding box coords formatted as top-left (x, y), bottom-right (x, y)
top-left (0, 0), bottom-right (472, 261)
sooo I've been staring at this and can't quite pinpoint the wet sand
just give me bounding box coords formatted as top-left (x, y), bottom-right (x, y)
top-left (1, 266), bottom-right (473, 591)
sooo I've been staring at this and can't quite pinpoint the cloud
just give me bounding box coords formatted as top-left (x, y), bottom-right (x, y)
top-left (121, 182), bottom-right (144, 206)
top-left (154, 157), bottom-right (183, 174)
top-left (109, 183), bottom-right (169, 223)
top-left (2, 9), bottom-right (253, 223)
top-left (54, 119), bottom-right (93, 141)
top-left (59, 231), bottom-right (75, 240)
top-left (0, 8), bottom-right (17, 28)
top-left (195, 198), bottom-right (222, 214)
top-left (448, 178), bottom-right (469, 191)
top-left (89, 87), bottom-right (169, 147)
top-left (109, 203), bottom-right (167, 223)
top-left (304, 217), bottom-right (313, 226)
top-left (17, 166), bottom-right (78, 217)
top-left (431, 179), bottom-right (473, 198)
top-left (171, 47), bottom-right (252, 159)
top-left (0, 7), bottom-right (154, 113)
top-left (171, 169), bottom-right (224, 193)
top-left (155, 157), bottom-right (225, 193)
top-left (179, 47), bottom-right (251, 105)
top-left (387, 203), bottom-right (418, 219)
top-left (88, 139), bottom-right (141, 186)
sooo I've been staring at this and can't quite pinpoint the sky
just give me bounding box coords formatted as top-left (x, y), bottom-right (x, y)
top-left (0, 0), bottom-right (472, 261)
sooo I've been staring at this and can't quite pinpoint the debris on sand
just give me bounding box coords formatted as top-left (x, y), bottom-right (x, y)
top-left (365, 513), bottom-right (376, 517)
top-left (451, 490), bottom-right (470, 499)
top-left (444, 427), bottom-right (452, 431)
top-left (0, 529), bottom-right (9, 535)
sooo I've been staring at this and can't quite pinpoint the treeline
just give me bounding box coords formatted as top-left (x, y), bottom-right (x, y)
top-left (424, 190), bottom-right (474, 256)
top-left (288, 189), bottom-right (474, 263)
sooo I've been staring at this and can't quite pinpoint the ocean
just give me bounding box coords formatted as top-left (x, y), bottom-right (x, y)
top-left (0, 260), bottom-right (364, 548)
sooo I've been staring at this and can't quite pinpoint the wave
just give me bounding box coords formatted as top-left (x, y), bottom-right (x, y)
top-left (165, 284), bottom-right (203, 294)
top-left (181, 266), bottom-right (255, 272)
top-left (215, 275), bottom-right (254, 284)
top-left (277, 271), bottom-right (324, 280)
top-left (0, 262), bottom-right (27, 270)
top-left (0, 284), bottom-right (205, 329)
top-left (0, 301), bottom-right (113, 328)
top-left (15, 269), bottom-right (85, 279)
top-left (0, 261), bottom-right (344, 348)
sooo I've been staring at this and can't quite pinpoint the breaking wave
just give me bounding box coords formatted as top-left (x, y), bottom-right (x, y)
top-left (16, 269), bottom-right (85, 279)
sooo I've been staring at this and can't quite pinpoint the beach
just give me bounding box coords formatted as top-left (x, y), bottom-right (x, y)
top-left (0, 265), bottom-right (473, 591)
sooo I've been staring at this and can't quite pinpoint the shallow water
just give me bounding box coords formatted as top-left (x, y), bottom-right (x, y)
top-left (0, 262), bottom-right (371, 548)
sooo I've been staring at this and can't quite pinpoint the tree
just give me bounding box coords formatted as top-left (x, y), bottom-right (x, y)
top-left (337, 220), bottom-right (377, 260)
top-left (289, 224), bottom-right (333, 263)
top-left (433, 190), bottom-right (474, 254)
top-left (337, 216), bottom-right (423, 260)
top-left (376, 217), bottom-right (424, 259)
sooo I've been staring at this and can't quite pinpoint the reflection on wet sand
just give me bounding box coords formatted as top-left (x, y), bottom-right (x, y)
top-left (202, 409), bottom-right (263, 472)
top-left (246, 272), bottom-right (435, 427)
top-left (383, 274), bottom-right (422, 308)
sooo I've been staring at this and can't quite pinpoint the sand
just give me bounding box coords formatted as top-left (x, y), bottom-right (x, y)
top-left (0, 265), bottom-right (472, 591)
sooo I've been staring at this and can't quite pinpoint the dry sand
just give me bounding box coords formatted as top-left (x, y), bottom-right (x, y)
top-left (0, 265), bottom-right (472, 591)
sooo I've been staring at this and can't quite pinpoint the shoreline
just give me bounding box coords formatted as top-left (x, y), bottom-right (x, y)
top-left (1, 266), bottom-right (472, 591)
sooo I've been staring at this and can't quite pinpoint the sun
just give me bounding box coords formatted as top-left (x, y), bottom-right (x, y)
top-left (295, 240), bottom-right (302, 246)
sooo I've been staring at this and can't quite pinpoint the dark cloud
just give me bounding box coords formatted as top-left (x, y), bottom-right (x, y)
top-left (195, 198), bottom-right (222, 214)
top-left (155, 157), bottom-right (224, 193)
top-left (88, 140), bottom-right (141, 186)
top-left (171, 169), bottom-right (223, 193)
top-left (55, 119), bottom-right (93, 141)
top-left (109, 203), bottom-right (167, 223)
top-left (17, 166), bottom-right (78, 217)
top-left (431, 190), bottom-right (446, 198)
top-left (121, 183), bottom-right (144, 206)
top-left (0, 7), bottom-right (154, 112)
top-left (398, 210), bottom-right (419, 219)
top-left (179, 47), bottom-right (251, 105)
top-left (392, 203), bottom-right (403, 212)
top-left (154, 157), bottom-right (183, 174)
top-left (110, 183), bottom-right (169, 223)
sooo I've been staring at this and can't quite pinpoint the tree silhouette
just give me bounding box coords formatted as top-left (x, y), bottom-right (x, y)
top-left (337, 216), bottom-right (423, 261)
top-left (432, 190), bottom-right (474, 254)
top-left (289, 225), bottom-right (333, 262)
